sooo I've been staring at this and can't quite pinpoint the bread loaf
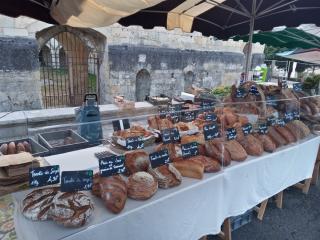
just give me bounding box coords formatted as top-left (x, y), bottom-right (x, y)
top-left (0, 143), bottom-right (8, 155)
top-left (205, 139), bottom-right (232, 166)
top-left (50, 192), bottom-right (94, 227)
top-left (274, 126), bottom-right (296, 143)
top-left (253, 134), bottom-right (276, 153)
top-left (304, 101), bottom-right (319, 115)
top-left (224, 140), bottom-right (248, 161)
top-left (7, 142), bottom-right (16, 155)
top-left (23, 141), bottom-right (32, 153)
top-left (172, 159), bottom-right (204, 179)
top-left (22, 187), bottom-right (59, 221)
top-left (237, 135), bottom-right (264, 156)
top-left (267, 126), bottom-right (288, 147)
top-left (155, 143), bottom-right (180, 159)
top-left (16, 142), bottom-right (26, 153)
top-left (181, 134), bottom-right (205, 145)
top-left (99, 175), bottom-right (127, 214)
top-left (92, 173), bottom-right (101, 197)
top-left (291, 120), bottom-right (311, 138)
top-left (148, 164), bottom-right (182, 188)
top-left (124, 150), bottom-right (150, 175)
top-left (127, 172), bottom-right (158, 200)
top-left (300, 103), bottom-right (312, 115)
top-left (148, 116), bottom-right (159, 130)
top-left (188, 155), bottom-right (221, 173)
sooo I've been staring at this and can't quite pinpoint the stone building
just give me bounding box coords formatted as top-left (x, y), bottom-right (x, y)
top-left (0, 15), bottom-right (264, 112)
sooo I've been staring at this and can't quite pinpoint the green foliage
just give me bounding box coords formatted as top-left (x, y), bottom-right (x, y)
top-left (302, 74), bottom-right (320, 92)
top-left (210, 86), bottom-right (232, 97)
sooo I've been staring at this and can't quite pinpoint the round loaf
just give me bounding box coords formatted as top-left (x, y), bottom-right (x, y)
top-left (124, 150), bottom-right (150, 175)
top-left (7, 142), bottom-right (16, 155)
top-left (127, 172), bottom-right (158, 200)
top-left (23, 141), bottom-right (32, 153)
top-left (0, 143), bottom-right (8, 155)
top-left (99, 175), bottom-right (127, 214)
top-left (291, 120), bottom-right (311, 139)
top-left (22, 187), bottom-right (59, 221)
top-left (148, 164), bottom-right (182, 188)
top-left (50, 191), bottom-right (94, 228)
top-left (16, 142), bottom-right (26, 153)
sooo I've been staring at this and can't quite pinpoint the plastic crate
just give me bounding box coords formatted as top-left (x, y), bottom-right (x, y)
top-left (230, 208), bottom-right (254, 231)
top-left (38, 129), bottom-right (89, 155)
top-left (0, 138), bottom-right (49, 157)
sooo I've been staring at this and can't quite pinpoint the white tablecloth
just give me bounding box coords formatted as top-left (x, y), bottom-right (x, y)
top-left (13, 136), bottom-right (320, 240)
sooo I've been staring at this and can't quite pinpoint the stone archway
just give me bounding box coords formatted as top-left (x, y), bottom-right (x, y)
top-left (136, 69), bottom-right (151, 101)
top-left (184, 71), bottom-right (195, 92)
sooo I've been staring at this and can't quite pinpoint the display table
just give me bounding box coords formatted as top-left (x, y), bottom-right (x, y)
top-left (12, 136), bottom-right (320, 240)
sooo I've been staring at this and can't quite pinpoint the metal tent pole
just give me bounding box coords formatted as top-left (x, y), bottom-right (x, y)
top-left (244, 0), bottom-right (257, 81)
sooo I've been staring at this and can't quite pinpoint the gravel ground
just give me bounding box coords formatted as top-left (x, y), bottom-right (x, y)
top-left (210, 184), bottom-right (320, 240)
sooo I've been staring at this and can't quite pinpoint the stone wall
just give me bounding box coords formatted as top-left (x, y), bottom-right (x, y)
top-left (0, 37), bottom-right (42, 112)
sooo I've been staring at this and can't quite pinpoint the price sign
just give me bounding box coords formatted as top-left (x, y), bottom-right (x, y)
top-left (161, 127), bottom-right (180, 144)
top-left (181, 110), bottom-right (197, 122)
top-left (242, 123), bottom-right (253, 136)
top-left (258, 124), bottom-right (268, 135)
top-left (168, 104), bottom-right (182, 123)
top-left (267, 116), bottom-right (276, 126)
top-left (226, 128), bottom-right (237, 141)
top-left (61, 170), bottom-right (93, 192)
top-left (266, 95), bottom-right (277, 107)
top-left (112, 119), bottom-right (130, 131)
top-left (236, 88), bottom-right (247, 98)
top-left (293, 111), bottom-right (300, 120)
top-left (284, 112), bottom-right (294, 123)
top-left (149, 149), bottom-right (170, 168)
top-left (29, 165), bottom-right (60, 188)
top-left (158, 107), bottom-right (168, 119)
top-left (201, 101), bottom-right (215, 110)
top-left (276, 118), bottom-right (285, 127)
top-left (281, 79), bottom-right (288, 89)
top-left (205, 113), bottom-right (217, 122)
top-left (293, 83), bottom-right (302, 92)
top-left (203, 124), bottom-right (220, 141)
top-left (181, 142), bottom-right (199, 158)
top-left (99, 155), bottom-right (126, 177)
top-left (125, 136), bottom-right (144, 150)
top-left (249, 85), bottom-right (260, 96)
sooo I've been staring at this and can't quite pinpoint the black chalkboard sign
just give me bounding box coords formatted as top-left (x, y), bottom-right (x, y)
top-left (242, 123), bottom-right (253, 136)
top-left (267, 116), bottom-right (276, 126)
top-left (266, 95), bottom-right (277, 107)
top-left (112, 119), bottom-right (130, 131)
top-left (203, 123), bottom-right (220, 141)
top-left (205, 113), bottom-right (217, 122)
top-left (201, 101), bottom-right (215, 110)
top-left (276, 118), bottom-right (285, 127)
top-left (249, 85), bottom-right (260, 96)
top-left (284, 112), bottom-right (294, 123)
top-left (149, 149), bottom-right (170, 168)
top-left (293, 83), bottom-right (302, 92)
top-left (226, 128), bottom-right (237, 141)
top-left (168, 104), bottom-right (182, 123)
top-left (99, 155), bottom-right (126, 177)
top-left (236, 88), bottom-right (247, 98)
top-left (61, 170), bottom-right (93, 192)
top-left (125, 136), bottom-right (144, 150)
top-left (29, 165), bottom-right (60, 188)
top-left (159, 107), bottom-right (168, 119)
top-left (181, 110), bottom-right (197, 122)
top-left (161, 127), bottom-right (180, 144)
top-left (281, 79), bottom-right (288, 89)
top-left (181, 142), bottom-right (199, 158)
top-left (293, 111), bottom-right (300, 120)
top-left (258, 124), bottom-right (268, 135)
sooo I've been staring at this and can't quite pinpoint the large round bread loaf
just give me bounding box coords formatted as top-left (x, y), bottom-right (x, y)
top-left (291, 120), bottom-right (311, 138)
top-left (50, 192), bottom-right (94, 228)
top-left (22, 187), bottom-right (59, 221)
top-left (127, 172), bottom-right (158, 200)
top-left (124, 150), bottom-right (150, 175)
top-left (148, 164), bottom-right (182, 188)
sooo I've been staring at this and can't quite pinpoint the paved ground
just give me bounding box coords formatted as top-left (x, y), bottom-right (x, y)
top-left (211, 184), bottom-right (320, 240)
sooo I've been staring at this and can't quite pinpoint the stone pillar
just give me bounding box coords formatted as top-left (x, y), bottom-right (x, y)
top-left (0, 37), bottom-right (42, 112)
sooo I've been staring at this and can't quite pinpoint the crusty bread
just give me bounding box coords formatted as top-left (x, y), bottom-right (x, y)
top-left (148, 164), bottom-right (182, 188)
top-left (127, 172), bottom-right (158, 200)
top-left (173, 159), bottom-right (204, 179)
top-left (124, 150), bottom-right (150, 175)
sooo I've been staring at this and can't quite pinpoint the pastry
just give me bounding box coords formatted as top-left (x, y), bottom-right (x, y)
top-left (0, 143), bottom-right (8, 155)
top-left (23, 141), bottom-right (32, 153)
top-left (124, 150), bottom-right (150, 175)
top-left (253, 134), bottom-right (276, 153)
top-left (16, 142), bottom-right (26, 153)
top-left (181, 134), bottom-right (205, 145)
top-left (50, 191), bottom-right (94, 228)
top-left (7, 142), bottom-right (16, 154)
top-left (284, 123), bottom-right (302, 140)
top-left (148, 116), bottom-right (159, 130)
top-left (127, 172), bottom-right (158, 200)
top-left (237, 134), bottom-right (264, 156)
top-left (175, 122), bottom-right (190, 131)
top-left (172, 159), bottom-right (204, 179)
top-left (205, 139), bottom-right (232, 166)
top-left (148, 164), bottom-right (182, 188)
top-left (92, 173), bottom-right (101, 197)
top-left (274, 126), bottom-right (296, 143)
top-left (22, 187), bottom-right (59, 221)
top-left (157, 117), bottom-right (174, 130)
top-left (188, 155), bottom-right (221, 173)
top-left (224, 140), bottom-right (248, 161)
top-left (99, 175), bottom-right (127, 214)
top-left (267, 126), bottom-right (288, 147)
top-left (291, 120), bottom-right (311, 138)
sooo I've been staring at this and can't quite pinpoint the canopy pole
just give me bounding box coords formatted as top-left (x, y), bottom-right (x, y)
top-left (244, 0), bottom-right (257, 81)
